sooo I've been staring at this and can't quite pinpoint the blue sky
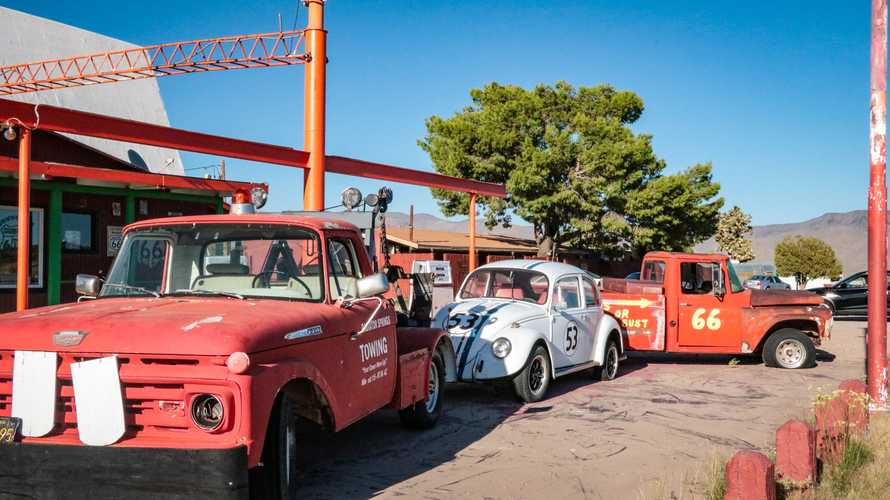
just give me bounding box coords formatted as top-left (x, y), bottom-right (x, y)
top-left (5, 1), bottom-right (870, 226)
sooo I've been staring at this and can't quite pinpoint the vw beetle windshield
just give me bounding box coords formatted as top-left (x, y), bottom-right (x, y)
top-left (459, 269), bottom-right (549, 304)
top-left (100, 224), bottom-right (324, 301)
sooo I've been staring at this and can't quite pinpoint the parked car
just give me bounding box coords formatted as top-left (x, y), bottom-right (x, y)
top-left (808, 271), bottom-right (890, 318)
top-left (434, 260), bottom-right (625, 403)
top-left (745, 275), bottom-right (791, 290)
top-left (601, 252), bottom-right (832, 369)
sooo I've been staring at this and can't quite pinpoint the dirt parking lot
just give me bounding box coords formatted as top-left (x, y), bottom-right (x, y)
top-left (295, 322), bottom-right (871, 499)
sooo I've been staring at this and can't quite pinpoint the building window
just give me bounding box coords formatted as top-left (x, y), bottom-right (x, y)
top-left (61, 212), bottom-right (93, 252)
top-left (0, 205), bottom-right (44, 288)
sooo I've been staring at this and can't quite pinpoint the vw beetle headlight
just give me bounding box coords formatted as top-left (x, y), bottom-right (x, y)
top-left (491, 337), bottom-right (512, 359)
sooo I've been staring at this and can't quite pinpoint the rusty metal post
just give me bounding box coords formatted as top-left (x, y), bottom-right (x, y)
top-left (468, 193), bottom-right (477, 272)
top-left (868, 0), bottom-right (888, 410)
top-left (303, 0), bottom-right (326, 211)
top-left (16, 127), bottom-right (31, 311)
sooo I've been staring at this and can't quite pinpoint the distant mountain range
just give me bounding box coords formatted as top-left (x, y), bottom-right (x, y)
top-left (383, 210), bottom-right (869, 275)
top-left (696, 210), bottom-right (868, 275)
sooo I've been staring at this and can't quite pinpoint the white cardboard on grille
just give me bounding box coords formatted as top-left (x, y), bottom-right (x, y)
top-left (70, 356), bottom-right (125, 446)
top-left (11, 350), bottom-right (58, 437)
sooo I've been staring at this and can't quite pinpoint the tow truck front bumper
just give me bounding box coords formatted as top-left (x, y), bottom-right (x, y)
top-left (0, 442), bottom-right (248, 500)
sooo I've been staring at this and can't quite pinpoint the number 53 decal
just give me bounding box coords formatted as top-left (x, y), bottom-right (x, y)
top-left (691, 308), bottom-right (722, 331)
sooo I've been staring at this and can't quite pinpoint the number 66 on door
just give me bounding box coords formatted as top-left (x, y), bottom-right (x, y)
top-left (691, 308), bottom-right (721, 331)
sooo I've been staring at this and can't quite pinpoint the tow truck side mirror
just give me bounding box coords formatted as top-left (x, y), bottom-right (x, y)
top-left (356, 273), bottom-right (389, 298)
top-left (75, 274), bottom-right (101, 297)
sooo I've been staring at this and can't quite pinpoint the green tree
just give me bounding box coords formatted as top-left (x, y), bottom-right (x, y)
top-left (715, 206), bottom-right (755, 262)
top-left (419, 81), bottom-right (723, 257)
top-left (774, 236), bottom-right (842, 289)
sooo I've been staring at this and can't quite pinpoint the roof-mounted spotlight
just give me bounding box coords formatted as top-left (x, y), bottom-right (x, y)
top-left (376, 186), bottom-right (393, 213)
top-left (250, 186), bottom-right (268, 210)
top-left (341, 187), bottom-right (363, 211)
top-left (2, 124), bottom-right (16, 142)
top-left (364, 193), bottom-right (379, 208)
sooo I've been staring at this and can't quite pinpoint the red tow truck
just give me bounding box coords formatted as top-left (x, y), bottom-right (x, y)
top-left (0, 193), bottom-right (454, 499)
top-left (601, 252), bottom-right (833, 368)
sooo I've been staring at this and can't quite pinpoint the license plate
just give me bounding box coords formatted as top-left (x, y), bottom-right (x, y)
top-left (0, 416), bottom-right (21, 444)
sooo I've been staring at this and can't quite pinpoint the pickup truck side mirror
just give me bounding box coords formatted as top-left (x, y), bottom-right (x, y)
top-left (356, 273), bottom-right (389, 298)
top-left (75, 274), bottom-right (101, 297)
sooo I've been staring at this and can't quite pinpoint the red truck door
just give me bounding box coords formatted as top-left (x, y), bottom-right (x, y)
top-left (675, 260), bottom-right (743, 349)
top-left (327, 235), bottom-right (398, 424)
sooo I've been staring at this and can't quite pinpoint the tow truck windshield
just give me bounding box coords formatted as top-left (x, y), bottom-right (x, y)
top-left (100, 224), bottom-right (326, 301)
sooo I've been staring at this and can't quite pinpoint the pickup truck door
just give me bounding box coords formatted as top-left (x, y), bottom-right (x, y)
top-left (676, 261), bottom-right (742, 349)
top-left (327, 236), bottom-right (397, 424)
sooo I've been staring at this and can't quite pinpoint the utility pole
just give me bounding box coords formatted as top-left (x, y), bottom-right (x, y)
top-left (868, 0), bottom-right (888, 410)
top-left (303, 0), bottom-right (326, 211)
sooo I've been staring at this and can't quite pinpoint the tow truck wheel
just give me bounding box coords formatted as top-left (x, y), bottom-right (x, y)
top-left (513, 345), bottom-right (551, 403)
top-left (399, 349), bottom-right (446, 429)
top-left (762, 328), bottom-right (816, 369)
top-left (592, 338), bottom-right (620, 381)
top-left (249, 395), bottom-right (298, 500)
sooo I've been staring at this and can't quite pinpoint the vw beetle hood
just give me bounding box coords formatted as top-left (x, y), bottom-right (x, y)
top-left (440, 298), bottom-right (546, 371)
top-left (0, 297), bottom-right (337, 356)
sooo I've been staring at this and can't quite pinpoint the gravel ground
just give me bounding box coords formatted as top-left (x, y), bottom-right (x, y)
top-left (294, 321), bottom-right (871, 499)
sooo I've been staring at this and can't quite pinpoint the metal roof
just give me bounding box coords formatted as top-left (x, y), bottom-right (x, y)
top-left (0, 7), bottom-right (183, 175)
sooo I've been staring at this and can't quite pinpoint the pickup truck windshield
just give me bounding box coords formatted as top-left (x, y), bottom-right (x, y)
top-left (460, 269), bottom-right (549, 304)
top-left (100, 224), bottom-right (324, 301)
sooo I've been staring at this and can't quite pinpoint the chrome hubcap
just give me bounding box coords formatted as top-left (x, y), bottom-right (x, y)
top-left (425, 361), bottom-right (440, 413)
top-left (776, 339), bottom-right (805, 368)
top-left (529, 355), bottom-right (546, 393)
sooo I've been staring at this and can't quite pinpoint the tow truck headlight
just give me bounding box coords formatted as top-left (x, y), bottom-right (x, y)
top-left (491, 338), bottom-right (512, 359)
top-left (191, 394), bottom-right (225, 431)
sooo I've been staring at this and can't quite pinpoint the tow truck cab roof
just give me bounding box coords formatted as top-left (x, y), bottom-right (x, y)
top-left (644, 251), bottom-right (728, 262)
top-left (124, 214), bottom-right (360, 234)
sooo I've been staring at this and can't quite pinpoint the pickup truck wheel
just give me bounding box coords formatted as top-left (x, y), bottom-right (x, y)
top-left (399, 349), bottom-right (445, 429)
top-left (592, 338), bottom-right (620, 381)
top-left (249, 395), bottom-right (298, 500)
top-left (763, 329), bottom-right (816, 369)
top-left (513, 345), bottom-right (551, 403)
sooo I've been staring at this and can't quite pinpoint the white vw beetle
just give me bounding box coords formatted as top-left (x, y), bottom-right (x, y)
top-left (434, 260), bottom-right (625, 402)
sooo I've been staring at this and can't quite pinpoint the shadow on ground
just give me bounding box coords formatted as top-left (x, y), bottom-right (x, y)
top-left (294, 384), bottom-right (521, 499)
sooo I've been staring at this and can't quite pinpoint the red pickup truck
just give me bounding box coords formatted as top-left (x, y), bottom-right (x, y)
top-left (601, 252), bottom-right (833, 369)
top-left (0, 210), bottom-right (453, 499)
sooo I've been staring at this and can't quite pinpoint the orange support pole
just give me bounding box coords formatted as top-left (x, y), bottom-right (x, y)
top-left (868, 0), bottom-right (888, 410)
top-left (303, 0), bottom-right (326, 211)
top-left (468, 193), bottom-right (477, 272)
top-left (16, 127), bottom-right (31, 311)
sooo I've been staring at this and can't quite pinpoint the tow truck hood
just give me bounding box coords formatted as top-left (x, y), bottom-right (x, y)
top-left (749, 289), bottom-right (824, 307)
top-left (0, 297), bottom-right (335, 356)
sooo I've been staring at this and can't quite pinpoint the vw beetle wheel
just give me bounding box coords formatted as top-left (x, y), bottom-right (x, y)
top-left (513, 345), bottom-right (551, 403)
top-left (593, 338), bottom-right (620, 381)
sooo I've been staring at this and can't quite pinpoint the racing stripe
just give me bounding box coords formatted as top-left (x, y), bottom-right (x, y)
top-left (456, 304), bottom-right (509, 380)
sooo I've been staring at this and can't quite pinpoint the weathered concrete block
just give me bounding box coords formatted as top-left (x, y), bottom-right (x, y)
top-left (724, 450), bottom-right (776, 500)
top-left (838, 379), bottom-right (869, 436)
top-left (815, 396), bottom-right (848, 464)
top-left (775, 420), bottom-right (816, 488)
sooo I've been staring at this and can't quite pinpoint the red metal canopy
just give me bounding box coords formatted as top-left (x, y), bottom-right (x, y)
top-left (0, 98), bottom-right (505, 198)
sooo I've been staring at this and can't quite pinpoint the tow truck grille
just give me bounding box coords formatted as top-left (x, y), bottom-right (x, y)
top-left (0, 351), bottom-right (228, 442)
